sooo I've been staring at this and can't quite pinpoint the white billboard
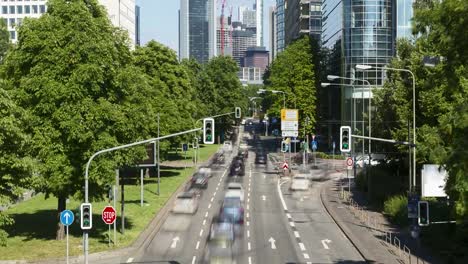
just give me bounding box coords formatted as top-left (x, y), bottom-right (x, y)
top-left (421, 164), bottom-right (448, 197)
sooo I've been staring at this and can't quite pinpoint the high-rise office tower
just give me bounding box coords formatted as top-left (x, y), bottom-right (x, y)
top-left (269, 6), bottom-right (277, 62)
top-left (1, 0), bottom-right (137, 48)
top-left (179, 0), bottom-right (216, 64)
top-left (255, 0), bottom-right (263, 46)
top-left (284, 0), bottom-right (321, 46)
top-left (135, 5), bottom-right (141, 47)
top-left (396, 0), bottom-right (414, 39)
top-left (275, 0), bottom-right (285, 53)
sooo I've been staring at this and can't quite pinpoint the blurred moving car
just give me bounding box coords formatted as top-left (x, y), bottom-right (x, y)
top-left (220, 197), bottom-right (244, 225)
top-left (290, 175), bottom-right (310, 191)
top-left (223, 141), bottom-right (233, 152)
top-left (225, 182), bottom-right (244, 202)
top-left (199, 167), bottom-right (213, 178)
top-left (191, 172), bottom-right (209, 189)
top-left (172, 191), bottom-right (199, 214)
top-left (355, 155), bottom-right (381, 168)
top-left (203, 237), bottom-right (236, 264)
top-left (209, 217), bottom-right (235, 242)
top-left (229, 158), bottom-right (245, 176)
top-left (255, 152), bottom-right (267, 164)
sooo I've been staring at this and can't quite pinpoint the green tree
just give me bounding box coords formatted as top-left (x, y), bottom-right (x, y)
top-left (2, 0), bottom-right (150, 240)
top-left (0, 18), bottom-right (10, 63)
top-left (263, 35), bottom-right (317, 133)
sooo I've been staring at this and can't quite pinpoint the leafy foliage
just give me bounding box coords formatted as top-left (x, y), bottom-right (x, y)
top-left (263, 35), bottom-right (317, 133)
top-left (0, 19), bottom-right (9, 64)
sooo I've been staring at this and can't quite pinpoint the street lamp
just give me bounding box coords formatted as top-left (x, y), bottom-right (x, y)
top-left (356, 64), bottom-right (416, 192)
top-left (327, 75), bottom-right (372, 155)
top-left (257, 89), bottom-right (288, 109)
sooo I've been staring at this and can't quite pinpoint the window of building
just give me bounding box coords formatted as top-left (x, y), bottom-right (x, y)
top-left (17, 5), bottom-right (23, 14)
top-left (39, 5), bottom-right (45, 13)
top-left (1, 6), bottom-right (7, 14)
top-left (9, 18), bottom-right (15, 27)
top-left (10, 31), bottom-right (15, 39)
top-left (17, 18), bottom-right (22, 26)
top-left (25, 5), bottom-right (30, 14)
top-left (9, 5), bottom-right (15, 14)
top-left (2, 18), bottom-right (7, 26)
top-left (32, 5), bottom-right (38, 14)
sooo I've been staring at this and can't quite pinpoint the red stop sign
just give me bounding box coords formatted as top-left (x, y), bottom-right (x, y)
top-left (102, 206), bottom-right (116, 225)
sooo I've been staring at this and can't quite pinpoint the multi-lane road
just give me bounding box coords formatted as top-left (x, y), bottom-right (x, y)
top-left (99, 120), bottom-right (365, 264)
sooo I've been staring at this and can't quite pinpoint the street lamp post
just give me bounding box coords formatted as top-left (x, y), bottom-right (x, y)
top-left (327, 75), bottom-right (372, 156)
top-left (356, 65), bottom-right (416, 192)
top-left (257, 89), bottom-right (295, 109)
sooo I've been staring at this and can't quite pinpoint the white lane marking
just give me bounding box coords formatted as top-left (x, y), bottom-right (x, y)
top-left (263, 174), bottom-right (266, 179)
top-left (205, 212), bottom-right (209, 218)
top-left (269, 237), bottom-right (276, 249)
top-left (208, 203), bottom-right (212, 209)
top-left (247, 230), bottom-right (250, 237)
top-left (246, 212), bottom-right (250, 218)
top-left (210, 197), bottom-right (214, 202)
top-left (262, 195), bottom-right (266, 201)
top-left (246, 221), bottom-right (250, 226)
top-left (277, 179), bottom-right (288, 210)
top-left (299, 242), bottom-right (306, 251)
top-left (195, 240), bottom-right (200, 250)
top-left (294, 231), bottom-right (300, 238)
top-left (191, 256), bottom-right (197, 264)
top-left (170, 237), bottom-right (180, 248)
top-left (247, 198), bottom-right (250, 203)
top-left (248, 192), bottom-right (250, 197)
top-left (247, 204), bottom-right (250, 210)
top-left (249, 182), bottom-right (251, 187)
top-left (286, 213), bottom-right (292, 219)
top-left (289, 221), bottom-right (295, 227)
top-left (126, 258), bottom-right (134, 263)
top-left (213, 191), bottom-right (217, 196)
top-left (303, 253), bottom-right (310, 259)
top-left (199, 229), bottom-right (204, 237)
top-left (248, 256), bottom-right (252, 264)
top-left (321, 239), bottom-right (332, 249)
top-left (248, 242), bottom-right (251, 251)
top-left (202, 219), bottom-right (206, 226)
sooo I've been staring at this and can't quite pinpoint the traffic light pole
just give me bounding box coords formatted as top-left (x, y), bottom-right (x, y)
top-left (351, 134), bottom-right (415, 147)
top-left (83, 127), bottom-right (202, 264)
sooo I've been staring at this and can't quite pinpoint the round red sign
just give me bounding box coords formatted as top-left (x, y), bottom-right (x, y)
top-left (102, 206), bottom-right (116, 225)
top-left (346, 157), bottom-right (354, 167)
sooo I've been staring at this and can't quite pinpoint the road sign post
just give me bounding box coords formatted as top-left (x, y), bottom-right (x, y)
top-left (102, 206), bottom-right (116, 246)
top-left (60, 210), bottom-right (74, 264)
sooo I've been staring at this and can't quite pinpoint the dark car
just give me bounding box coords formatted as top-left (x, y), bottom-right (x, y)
top-left (255, 152), bottom-right (267, 164)
top-left (229, 158), bottom-right (245, 176)
top-left (190, 173), bottom-right (209, 189)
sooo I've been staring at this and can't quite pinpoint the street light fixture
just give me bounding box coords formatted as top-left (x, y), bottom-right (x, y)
top-left (257, 89), bottom-right (287, 109)
top-left (321, 83), bottom-right (331, 87)
top-left (327, 75), bottom-right (341, 81)
top-left (356, 64), bottom-right (416, 192)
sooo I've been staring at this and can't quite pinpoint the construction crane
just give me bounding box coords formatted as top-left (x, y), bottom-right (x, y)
top-left (220, 0), bottom-right (227, 55)
top-left (229, 6), bottom-right (233, 49)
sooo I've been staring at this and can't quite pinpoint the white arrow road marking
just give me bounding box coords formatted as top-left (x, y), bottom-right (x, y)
top-left (321, 239), bottom-right (332, 249)
top-left (262, 195), bottom-right (266, 201)
top-left (269, 237), bottom-right (276, 249)
top-left (170, 237), bottom-right (180, 248)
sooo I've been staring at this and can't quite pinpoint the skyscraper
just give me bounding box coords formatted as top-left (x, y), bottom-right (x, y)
top-left (255, 0), bottom-right (263, 46)
top-left (135, 5), bottom-right (141, 47)
top-left (396, 0), bottom-right (414, 39)
top-left (275, 0), bottom-right (285, 53)
top-left (269, 6), bottom-right (277, 62)
top-left (179, 0), bottom-right (216, 64)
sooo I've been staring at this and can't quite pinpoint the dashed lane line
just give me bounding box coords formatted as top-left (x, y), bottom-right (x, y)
top-left (299, 242), bottom-right (306, 251)
top-left (126, 257), bottom-right (133, 263)
top-left (191, 256), bottom-right (197, 264)
top-left (195, 241), bottom-right (200, 250)
top-left (294, 231), bottom-right (300, 238)
top-left (199, 229), bottom-right (204, 237)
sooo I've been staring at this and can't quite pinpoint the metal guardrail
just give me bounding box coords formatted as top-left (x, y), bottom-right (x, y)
top-left (339, 190), bottom-right (429, 264)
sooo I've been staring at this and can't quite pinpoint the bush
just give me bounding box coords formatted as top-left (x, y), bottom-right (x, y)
top-left (383, 195), bottom-right (408, 226)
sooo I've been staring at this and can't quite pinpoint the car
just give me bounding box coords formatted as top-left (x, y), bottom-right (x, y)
top-left (229, 158), bottom-right (245, 176)
top-left (255, 153), bottom-right (267, 164)
top-left (225, 182), bottom-right (244, 202)
top-left (290, 175), bottom-right (310, 191)
top-left (203, 237), bottom-right (236, 264)
top-left (220, 197), bottom-right (244, 225)
top-left (198, 167), bottom-right (212, 178)
top-left (355, 155), bottom-right (380, 168)
top-left (172, 191), bottom-right (199, 214)
top-left (223, 141), bottom-right (233, 152)
top-left (209, 217), bottom-right (235, 242)
top-left (190, 173), bottom-right (209, 189)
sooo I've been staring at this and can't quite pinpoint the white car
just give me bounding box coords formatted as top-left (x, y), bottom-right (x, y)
top-left (290, 175), bottom-right (310, 191)
top-left (223, 141), bottom-right (233, 152)
top-left (172, 192), bottom-right (199, 214)
top-left (355, 156), bottom-right (380, 168)
top-left (225, 182), bottom-right (244, 202)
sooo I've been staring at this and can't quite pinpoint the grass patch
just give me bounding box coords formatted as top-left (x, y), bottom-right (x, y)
top-left (0, 144), bottom-right (219, 261)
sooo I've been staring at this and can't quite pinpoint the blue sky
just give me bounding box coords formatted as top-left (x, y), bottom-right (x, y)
top-left (136, 0), bottom-right (275, 52)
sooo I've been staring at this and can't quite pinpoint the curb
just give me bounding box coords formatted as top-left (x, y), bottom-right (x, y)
top-left (2, 147), bottom-right (222, 264)
top-left (319, 179), bottom-right (372, 263)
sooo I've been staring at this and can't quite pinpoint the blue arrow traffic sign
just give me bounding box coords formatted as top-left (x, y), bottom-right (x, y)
top-left (60, 210), bottom-right (74, 226)
top-left (312, 141), bottom-right (318, 151)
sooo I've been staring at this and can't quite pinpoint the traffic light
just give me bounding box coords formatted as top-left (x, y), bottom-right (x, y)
top-left (340, 126), bottom-right (352, 153)
top-left (80, 203), bottom-right (92, 230)
top-left (235, 107), bottom-right (241, 119)
top-left (418, 201), bottom-right (430, 226)
top-left (203, 118), bottom-right (215, 144)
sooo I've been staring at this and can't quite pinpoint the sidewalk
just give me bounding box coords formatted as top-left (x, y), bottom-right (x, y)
top-left (321, 176), bottom-right (441, 264)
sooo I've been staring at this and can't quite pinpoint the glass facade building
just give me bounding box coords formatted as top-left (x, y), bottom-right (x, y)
top-left (179, 0), bottom-right (216, 64)
top-left (395, 0), bottom-right (414, 39)
top-left (276, 0), bottom-right (285, 53)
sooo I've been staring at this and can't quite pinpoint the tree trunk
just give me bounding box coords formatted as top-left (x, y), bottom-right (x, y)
top-left (56, 196), bottom-right (66, 240)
